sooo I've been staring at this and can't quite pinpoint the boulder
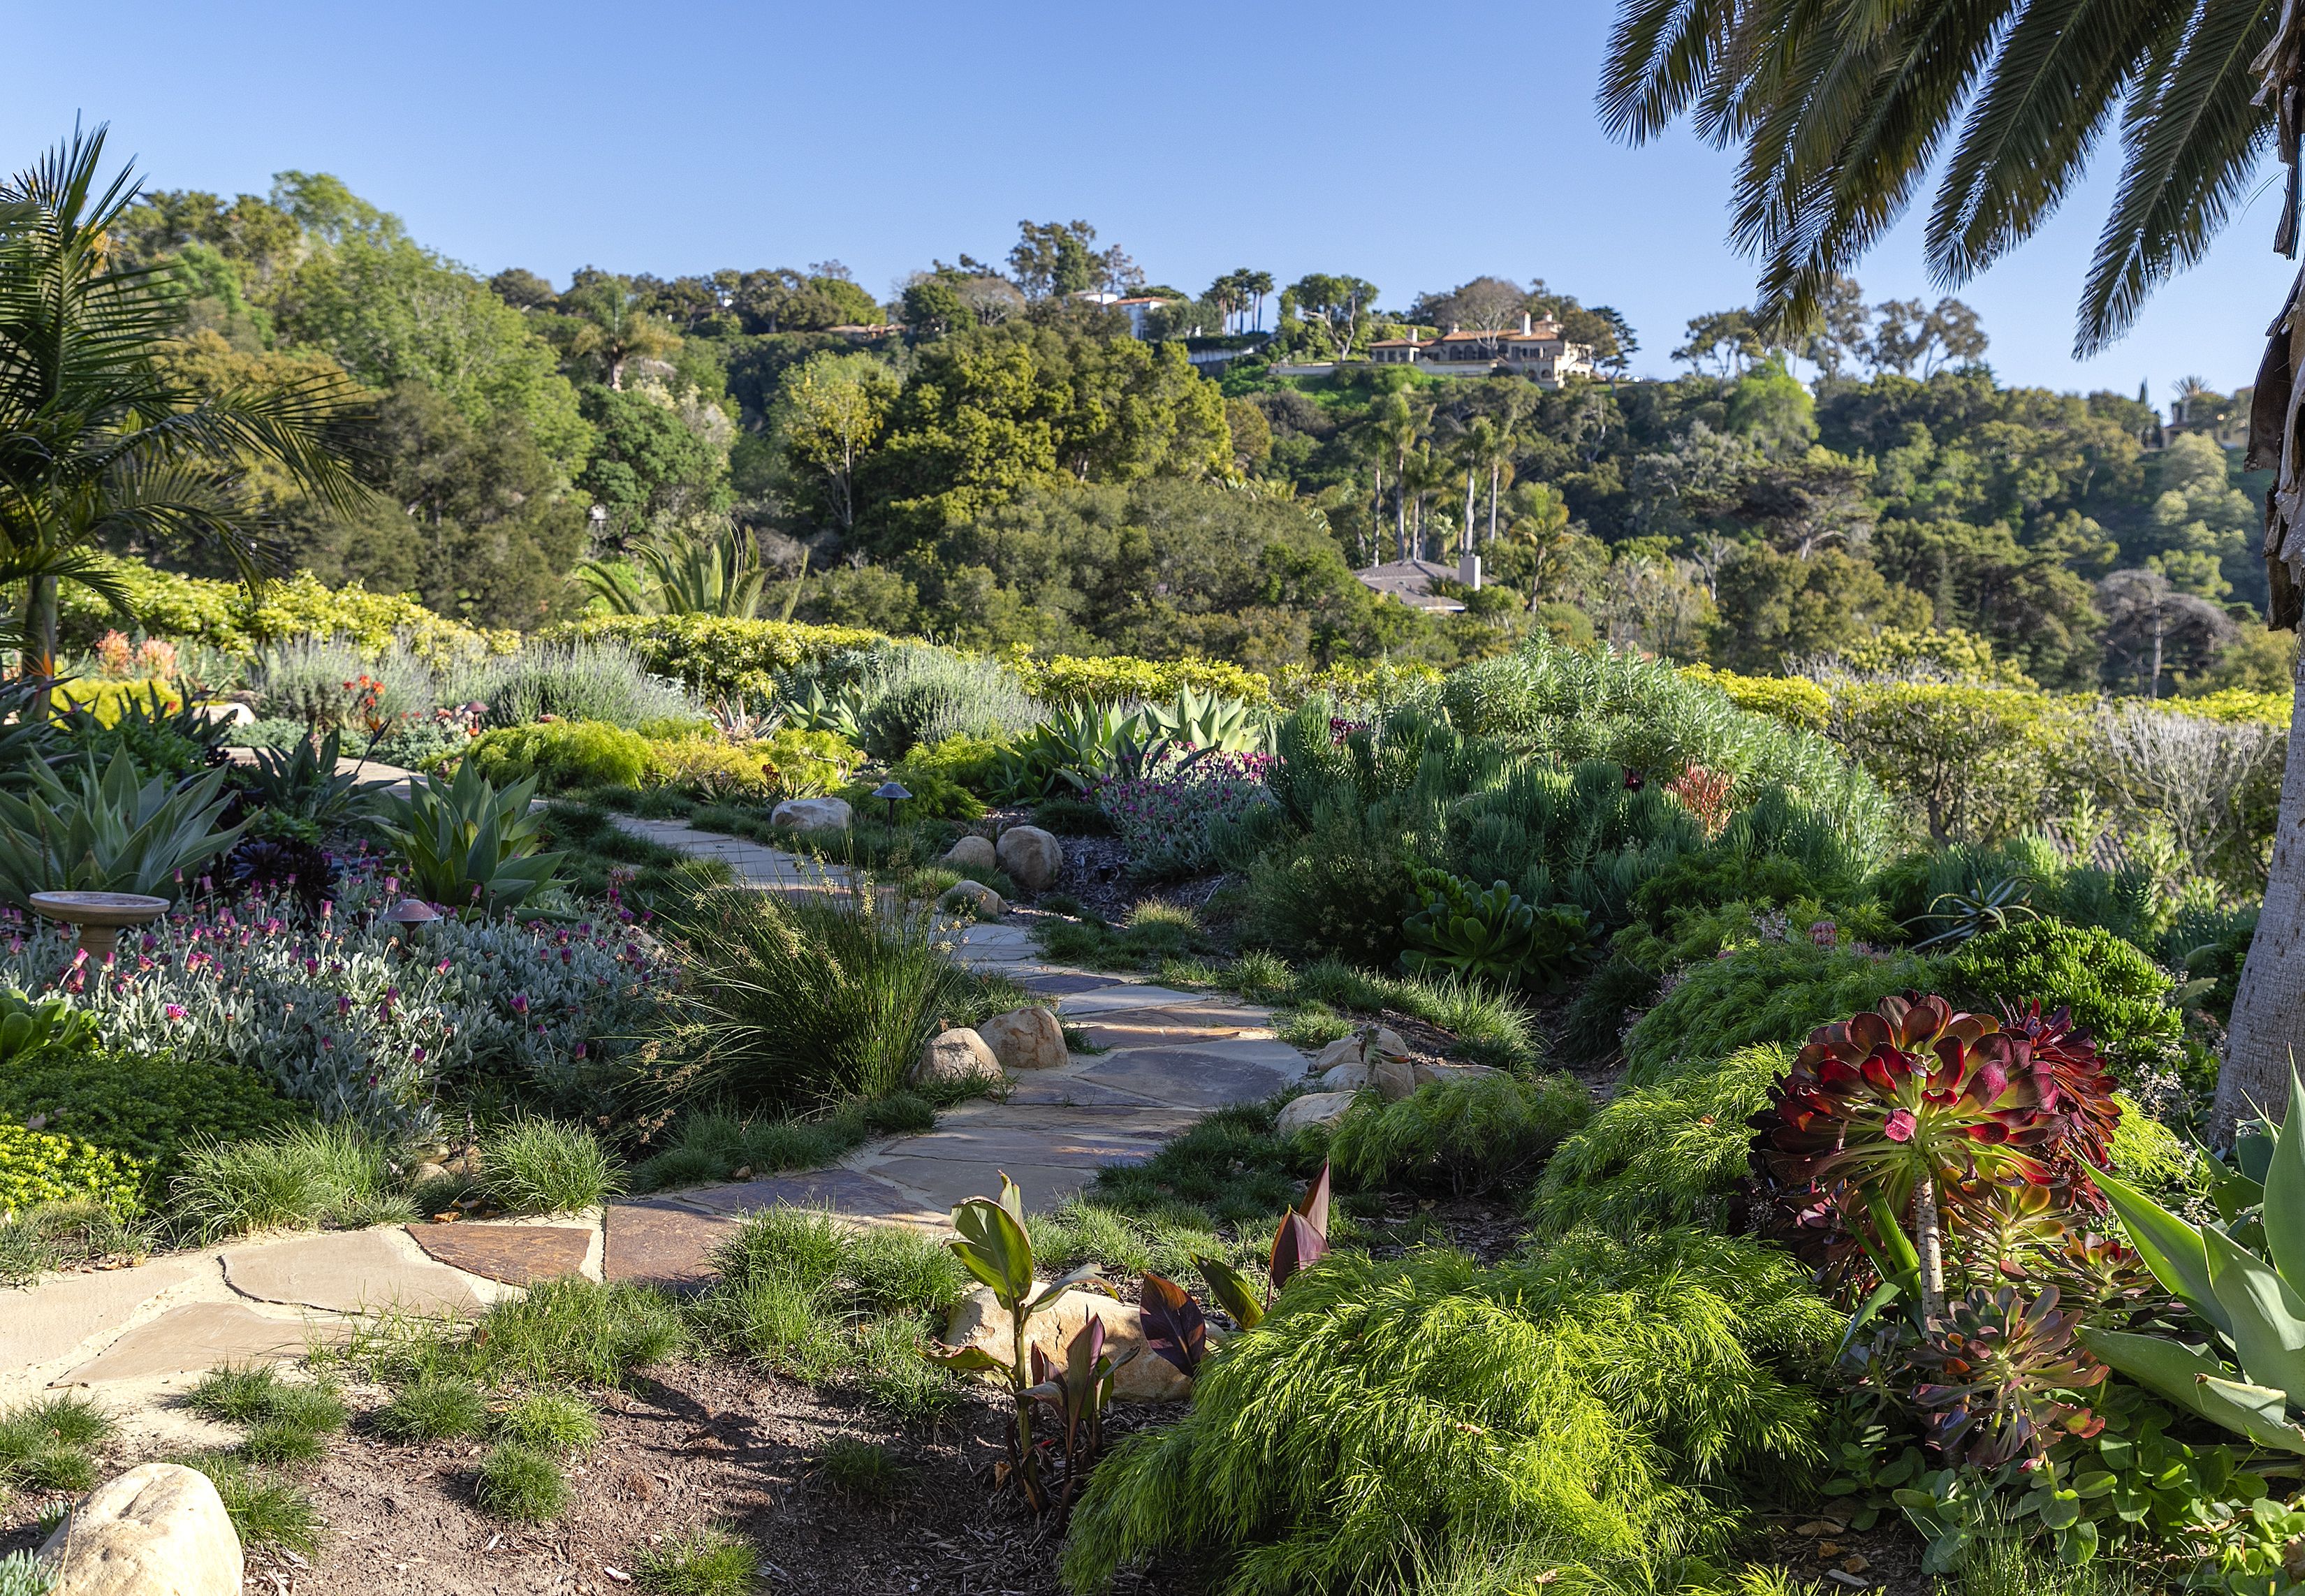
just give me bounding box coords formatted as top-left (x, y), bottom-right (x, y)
top-left (995, 825), bottom-right (1063, 893)
top-left (1371, 1052), bottom-right (1419, 1102)
top-left (939, 880), bottom-right (1004, 919)
top-left (975, 1006), bottom-right (1067, 1071)
top-left (1310, 1034), bottom-right (1362, 1074)
top-left (913, 1028), bottom-right (1002, 1086)
top-left (42, 1463), bottom-right (242, 1596)
top-left (1275, 1091), bottom-right (1359, 1137)
top-left (192, 701), bottom-right (256, 728)
top-left (942, 834), bottom-right (998, 872)
top-left (770, 796), bottom-right (852, 833)
top-left (1319, 1061), bottom-right (1372, 1092)
top-left (1367, 1026), bottom-right (1412, 1061)
top-left (1414, 1062), bottom-right (1507, 1089)
top-left (945, 1283), bottom-right (1190, 1403)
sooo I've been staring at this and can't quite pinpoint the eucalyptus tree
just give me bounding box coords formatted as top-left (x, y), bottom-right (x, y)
top-left (1599, 0), bottom-right (2305, 1139)
top-left (0, 126), bottom-right (365, 681)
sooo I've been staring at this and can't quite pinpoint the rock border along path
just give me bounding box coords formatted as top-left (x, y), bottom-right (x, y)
top-left (0, 817), bottom-right (1301, 1426)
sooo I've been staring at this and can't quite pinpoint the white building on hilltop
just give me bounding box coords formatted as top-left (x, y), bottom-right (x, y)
top-left (1368, 314), bottom-right (1593, 386)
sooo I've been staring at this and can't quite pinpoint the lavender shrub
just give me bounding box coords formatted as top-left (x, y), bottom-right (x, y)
top-left (1095, 750), bottom-right (1276, 878)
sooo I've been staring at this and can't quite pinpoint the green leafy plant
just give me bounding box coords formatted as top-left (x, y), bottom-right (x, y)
top-left (230, 726), bottom-right (379, 832)
top-left (367, 761), bottom-right (565, 917)
top-left (635, 1525), bottom-right (760, 1596)
top-left (817, 1437), bottom-right (905, 1502)
top-left (0, 1047), bottom-right (302, 1203)
top-left (374, 1374), bottom-right (490, 1442)
top-left (465, 719), bottom-right (653, 794)
top-left (480, 1117), bottom-right (622, 1215)
top-left (1329, 1074), bottom-right (1591, 1196)
top-left (0, 750), bottom-right (241, 909)
top-left (1912, 877), bottom-right (2040, 951)
top-left (1399, 865), bottom-right (1594, 990)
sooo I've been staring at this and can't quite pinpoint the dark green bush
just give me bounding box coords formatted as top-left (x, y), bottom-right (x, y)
top-left (1328, 1074), bottom-right (1591, 1196)
top-left (1620, 942), bottom-right (1933, 1087)
top-left (1247, 801), bottom-right (1419, 968)
top-left (2165, 902), bottom-right (2256, 1027)
top-left (1941, 918), bottom-right (2182, 1063)
top-left (0, 1048), bottom-right (305, 1201)
top-left (1062, 1229), bottom-right (1840, 1596)
top-left (1875, 837), bottom-right (2163, 949)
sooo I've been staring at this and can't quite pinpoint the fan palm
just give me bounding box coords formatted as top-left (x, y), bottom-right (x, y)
top-left (0, 124), bottom-right (366, 682)
top-left (1601, 0), bottom-right (2305, 1141)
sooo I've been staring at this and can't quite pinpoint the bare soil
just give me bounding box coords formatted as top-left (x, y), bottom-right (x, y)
top-left (1, 1360), bottom-right (1197, 1596)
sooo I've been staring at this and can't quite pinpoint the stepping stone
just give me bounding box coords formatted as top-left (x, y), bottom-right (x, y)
top-left (670, 1166), bottom-right (921, 1220)
top-left (223, 1229), bottom-right (483, 1317)
top-left (1055, 985), bottom-right (1206, 1016)
top-left (866, 1158), bottom-right (1097, 1215)
top-left (1072, 1040), bottom-right (1305, 1111)
top-left (871, 1108), bottom-right (1194, 1170)
top-left (603, 1201), bottom-right (742, 1292)
top-left (407, 1224), bottom-right (592, 1287)
top-left (1010, 971), bottom-right (1118, 996)
top-left (0, 1257), bottom-right (201, 1373)
top-left (1000, 1074), bottom-right (1171, 1108)
top-left (58, 1301), bottom-right (349, 1385)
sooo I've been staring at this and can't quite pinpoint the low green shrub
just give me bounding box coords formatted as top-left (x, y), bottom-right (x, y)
top-left (1328, 1074), bottom-right (1591, 1196)
top-left (481, 1118), bottom-right (622, 1215)
top-left (1940, 918), bottom-right (2182, 1063)
top-left (464, 639), bottom-right (698, 730)
top-left (546, 614), bottom-right (881, 701)
top-left (1062, 1229), bottom-right (1841, 1596)
top-left (1620, 942), bottom-right (1934, 1087)
top-left (0, 1122), bottom-right (143, 1220)
top-left (496, 1391), bottom-right (598, 1454)
top-left (169, 1122), bottom-right (415, 1241)
top-left (477, 1442), bottom-right (568, 1521)
top-left (1246, 803), bottom-right (1420, 970)
top-left (466, 720), bottom-right (653, 793)
top-left (0, 1048), bottom-right (303, 1203)
top-left (1530, 1045), bottom-right (1790, 1236)
top-left (818, 1437), bottom-right (905, 1502)
top-left (173, 1453), bottom-right (322, 1553)
top-left (635, 1525), bottom-right (761, 1596)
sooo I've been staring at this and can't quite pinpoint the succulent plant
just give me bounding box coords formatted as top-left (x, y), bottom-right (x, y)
top-left (1905, 1284), bottom-right (2108, 1467)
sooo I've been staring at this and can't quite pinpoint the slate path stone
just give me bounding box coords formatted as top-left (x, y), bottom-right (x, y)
top-left (407, 1223), bottom-right (592, 1287)
top-left (603, 1201), bottom-right (742, 1292)
top-left (61, 1301), bottom-right (349, 1385)
top-left (223, 1229), bottom-right (482, 1317)
top-left (0, 1257), bottom-right (199, 1374)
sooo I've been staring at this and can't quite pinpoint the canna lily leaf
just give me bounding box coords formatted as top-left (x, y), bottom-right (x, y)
top-left (1195, 1255), bottom-right (1266, 1330)
top-left (1139, 1272), bottom-right (1208, 1377)
top-left (949, 1194), bottom-right (1035, 1308)
top-left (1269, 1211), bottom-right (1329, 1294)
top-left (2206, 1224), bottom-right (2305, 1410)
top-left (2262, 1069), bottom-right (2305, 1298)
top-left (2091, 1166), bottom-right (2227, 1335)
top-left (1026, 1264), bottom-right (1108, 1315)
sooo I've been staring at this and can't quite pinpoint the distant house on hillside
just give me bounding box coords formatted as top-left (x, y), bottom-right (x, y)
top-left (1071, 291), bottom-right (1182, 338)
top-left (1353, 555), bottom-right (1481, 614)
top-left (1368, 314), bottom-right (1593, 386)
top-left (829, 323), bottom-right (901, 342)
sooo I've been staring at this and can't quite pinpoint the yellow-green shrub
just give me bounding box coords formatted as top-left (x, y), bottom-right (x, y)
top-left (467, 720), bottom-right (652, 793)
top-left (753, 729), bottom-right (861, 800)
top-left (52, 678), bottom-right (182, 725)
top-left (1826, 681), bottom-right (2064, 845)
top-left (1002, 645), bottom-right (1273, 708)
top-left (544, 615), bottom-right (882, 701)
top-left (0, 1122), bottom-right (145, 1220)
top-left (1678, 664), bottom-right (1831, 734)
top-left (643, 735), bottom-right (774, 800)
top-left (57, 557), bottom-right (514, 664)
top-left (2180, 687), bottom-right (2293, 727)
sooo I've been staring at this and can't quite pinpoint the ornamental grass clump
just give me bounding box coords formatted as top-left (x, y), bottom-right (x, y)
top-left (1061, 1228), bottom-right (1841, 1596)
top-left (1328, 1073), bottom-right (1591, 1196)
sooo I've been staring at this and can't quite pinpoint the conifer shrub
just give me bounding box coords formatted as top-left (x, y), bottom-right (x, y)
top-left (1620, 943), bottom-right (1933, 1087)
top-left (1061, 1229), bottom-right (1840, 1596)
top-left (1327, 1074), bottom-right (1590, 1196)
top-left (1529, 1045), bottom-right (1790, 1236)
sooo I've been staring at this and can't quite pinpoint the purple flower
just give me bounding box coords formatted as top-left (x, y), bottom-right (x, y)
top-left (163, 1003), bottom-right (186, 1020)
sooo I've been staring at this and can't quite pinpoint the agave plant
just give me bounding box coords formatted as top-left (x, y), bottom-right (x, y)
top-left (990, 703), bottom-right (1144, 801)
top-left (233, 727), bottom-right (385, 833)
top-left (779, 678), bottom-right (869, 742)
top-left (1399, 865), bottom-right (1593, 990)
top-left (2085, 1069), bottom-right (2305, 1456)
top-left (0, 750), bottom-right (241, 909)
top-left (1751, 993), bottom-right (2114, 1326)
top-left (1909, 876), bottom-right (2037, 951)
top-left (1138, 686), bottom-right (1271, 755)
top-left (1906, 1284), bottom-right (2107, 1467)
top-left (366, 761), bottom-right (564, 918)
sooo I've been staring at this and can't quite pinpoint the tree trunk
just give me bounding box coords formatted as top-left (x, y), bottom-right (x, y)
top-left (20, 574), bottom-right (57, 712)
top-left (1912, 1169), bottom-right (1947, 1329)
top-left (2215, 637), bottom-right (2305, 1141)
top-left (1488, 464), bottom-right (1500, 546)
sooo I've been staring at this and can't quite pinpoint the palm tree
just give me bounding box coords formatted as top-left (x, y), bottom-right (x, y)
top-left (1600, 0), bottom-right (2304, 1140)
top-left (0, 126), bottom-right (365, 683)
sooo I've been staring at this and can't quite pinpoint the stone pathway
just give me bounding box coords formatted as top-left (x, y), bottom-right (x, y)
top-left (0, 817), bottom-right (1299, 1432)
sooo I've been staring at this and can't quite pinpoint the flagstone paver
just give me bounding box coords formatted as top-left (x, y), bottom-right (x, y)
top-left (1, 817), bottom-right (1315, 1407)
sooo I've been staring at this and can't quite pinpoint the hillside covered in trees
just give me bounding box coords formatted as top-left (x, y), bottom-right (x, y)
top-left (117, 177), bottom-right (2274, 696)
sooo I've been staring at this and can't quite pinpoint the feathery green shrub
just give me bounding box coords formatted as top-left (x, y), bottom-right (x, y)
top-left (0, 1048), bottom-right (302, 1204)
top-left (1620, 943), bottom-right (1933, 1087)
top-left (1328, 1074), bottom-right (1591, 1196)
top-left (464, 720), bottom-right (653, 793)
top-left (1062, 1229), bottom-right (1840, 1596)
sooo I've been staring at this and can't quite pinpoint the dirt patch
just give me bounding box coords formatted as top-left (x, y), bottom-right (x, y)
top-left (1, 1360), bottom-right (1197, 1596)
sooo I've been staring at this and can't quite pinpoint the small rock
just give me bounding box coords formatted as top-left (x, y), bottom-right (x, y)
top-left (43, 1463), bottom-right (242, 1596)
top-left (1824, 1573), bottom-right (1871, 1590)
top-left (1319, 1062), bottom-right (1373, 1092)
top-left (1793, 1520), bottom-right (1845, 1537)
top-left (1839, 1554), bottom-right (1870, 1574)
top-left (1367, 1026), bottom-right (1411, 1060)
top-left (1412, 1062), bottom-right (1506, 1088)
top-left (409, 1162), bottom-right (450, 1185)
top-left (1815, 1542), bottom-right (1841, 1558)
top-left (1310, 1034), bottom-right (1362, 1074)
top-left (913, 1028), bottom-right (1002, 1086)
top-left (770, 796), bottom-right (852, 833)
top-left (995, 825), bottom-right (1063, 892)
top-left (1274, 1091), bottom-right (1359, 1136)
top-left (440, 1147), bottom-right (481, 1180)
top-left (975, 1006), bottom-right (1067, 1071)
top-left (942, 834), bottom-right (997, 872)
top-left (1371, 1052), bottom-right (1418, 1102)
top-left (939, 880), bottom-right (1004, 919)
top-left (192, 701), bottom-right (256, 728)
top-left (945, 1282), bottom-right (1190, 1402)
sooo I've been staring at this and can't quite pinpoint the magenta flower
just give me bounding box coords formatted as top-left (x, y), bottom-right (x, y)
top-left (163, 1003), bottom-right (186, 1020)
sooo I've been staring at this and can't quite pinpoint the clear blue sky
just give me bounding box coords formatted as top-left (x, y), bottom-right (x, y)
top-left (6, 0), bottom-right (2281, 402)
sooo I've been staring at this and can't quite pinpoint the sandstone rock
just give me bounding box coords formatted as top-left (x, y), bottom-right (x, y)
top-left (42, 1463), bottom-right (242, 1596)
top-left (1275, 1090), bottom-right (1359, 1137)
top-left (1310, 1034), bottom-right (1361, 1074)
top-left (770, 796), bottom-right (852, 833)
top-left (913, 1027), bottom-right (1002, 1086)
top-left (193, 701), bottom-right (256, 727)
top-left (1413, 1062), bottom-right (1506, 1089)
top-left (945, 1282), bottom-right (1190, 1402)
top-left (942, 834), bottom-right (997, 872)
top-left (975, 1006), bottom-right (1067, 1071)
top-left (1319, 1061), bottom-right (1372, 1092)
top-left (408, 1161), bottom-right (451, 1186)
top-left (1368, 1025), bottom-right (1411, 1060)
top-left (939, 880), bottom-right (1004, 919)
top-left (1372, 1052), bottom-right (1419, 1102)
top-left (995, 825), bottom-right (1063, 892)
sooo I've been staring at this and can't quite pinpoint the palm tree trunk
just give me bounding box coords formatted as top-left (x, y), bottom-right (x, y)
top-left (2216, 638), bottom-right (2305, 1141)
top-left (20, 574), bottom-right (57, 709)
